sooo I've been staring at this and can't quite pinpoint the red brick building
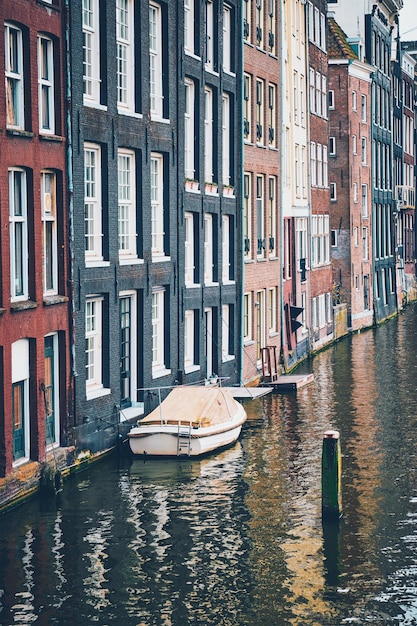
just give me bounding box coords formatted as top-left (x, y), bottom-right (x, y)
top-left (242, 0), bottom-right (281, 383)
top-left (308, 0), bottom-right (334, 351)
top-left (328, 18), bottom-right (374, 330)
top-left (0, 0), bottom-right (70, 476)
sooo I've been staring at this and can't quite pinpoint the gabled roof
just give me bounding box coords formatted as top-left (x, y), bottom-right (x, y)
top-left (327, 17), bottom-right (359, 61)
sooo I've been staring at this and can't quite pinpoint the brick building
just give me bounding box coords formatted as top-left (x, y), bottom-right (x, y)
top-left (327, 18), bottom-right (374, 330)
top-left (68, 0), bottom-right (243, 452)
top-left (242, 0), bottom-right (281, 384)
top-left (0, 0), bottom-right (70, 476)
top-left (308, 0), bottom-right (334, 351)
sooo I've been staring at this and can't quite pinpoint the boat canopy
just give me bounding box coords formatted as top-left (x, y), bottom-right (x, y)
top-left (140, 386), bottom-right (240, 427)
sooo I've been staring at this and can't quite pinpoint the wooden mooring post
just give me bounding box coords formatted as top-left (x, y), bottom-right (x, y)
top-left (322, 430), bottom-right (342, 520)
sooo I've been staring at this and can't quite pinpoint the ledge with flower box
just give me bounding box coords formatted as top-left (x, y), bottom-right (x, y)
top-left (204, 182), bottom-right (218, 195)
top-left (185, 179), bottom-right (200, 193)
top-left (222, 185), bottom-right (235, 198)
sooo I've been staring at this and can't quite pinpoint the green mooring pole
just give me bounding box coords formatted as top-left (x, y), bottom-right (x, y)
top-left (322, 430), bottom-right (342, 520)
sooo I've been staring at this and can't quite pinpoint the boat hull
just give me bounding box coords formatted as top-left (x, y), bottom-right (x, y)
top-left (128, 422), bottom-right (244, 457)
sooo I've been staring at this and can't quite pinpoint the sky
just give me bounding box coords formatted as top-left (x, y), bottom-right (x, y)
top-left (399, 0), bottom-right (417, 40)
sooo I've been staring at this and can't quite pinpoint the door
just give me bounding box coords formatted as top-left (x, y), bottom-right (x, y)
top-left (44, 335), bottom-right (56, 446)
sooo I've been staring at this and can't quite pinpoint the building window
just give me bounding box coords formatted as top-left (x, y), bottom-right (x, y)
top-left (361, 137), bottom-right (367, 164)
top-left (221, 304), bottom-right (234, 361)
top-left (185, 78), bottom-right (196, 181)
top-left (243, 293), bottom-right (252, 341)
top-left (255, 0), bottom-right (264, 47)
top-left (243, 173), bottom-right (251, 259)
top-left (12, 340), bottom-right (30, 464)
top-left (118, 149), bottom-right (137, 259)
top-left (331, 230), bottom-right (337, 247)
top-left (184, 0), bottom-right (195, 55)
top-left (312, 215), bottom-right (330, 266)
top-left (204, 213), bottom-right (214, 284)
top-left (310, 142), bottom-right (317, 186)
top-left (117, 0), bottom-right (134, 110)
top-left (329, 137), bottom-right (336, 156)
top-left (223, 4), bottom-right (233, 73)
top-left (352, 90), bottom-right (357, 111)
top-left (222, 215), bottom-right (233, 283)
top-left (323, 145), bottom-right (328, 187)
top-left (41, 171), bottom-right (58, 295)
top-left (44, 334), bottom-right (59, 447)
top-left (268, 84), bottom-right (276, 147)
top-left (362, 227), bottom-right (368, 260)
top-left (361, 94), bottom-right (367, 122)
top-left (353, 226), bottom-right (359, 247)
top-left (243, 0), bottom-right (251, 42)
top-left (309, 67), bottom-right (315, 114)
top-left (84, 144), bottom-right (103, 261)
top-left (204, 86), bottom-right (214, 183)
top-left (243, 73), bottom-right (251, 141)
top-left (150, 153), bottom-right (165, 257)
top-left (120, 292), bottom-right (137, 408)
top-left (184, 309), bottom-right (198, 371)
top-left (5, 24), bottom-right (24, 129)
top-left (9, 169), bottom-right (28, 301)
top-left (330, 182), bottom-right (336, 201)
top-left (268, 287), bottom-right (277, 333)
top-left (268, 0), bottom-right (276, 54)
top-left (38, 36), bottom-right (55, 134)
top-left (353, 182), bottom-right (358, 203)
top-left (149, 2), bottom-right (163, 117)
top-left (256, 79), bottom-right (264, 144)
top-left (185, 212), bottom-right (197, 286)
top-left (83, 0), bottom-right (100, 104)
top-left (205, 0), bottom-right (216, 71)
top-left (321, 75), bottom-right (327, 118)
top-left (256, 175), bottom-right (265, 257)
top-left (268, 176), bottom-right (276, 257)
top-left (315, 71), bottom-right (322, 117)
top-left (85, 297), bottom-right (103, 392)
top-left (222, 92), bottom-right (231, 186)
top-left (361, 184), bottom-right (368, 217)
top-left (317, 143), bottom-right (323, 187)
top-left (328, 89), bottom-right (334, 110)
top-left (152, 288), bottom-right (168, 376)
top-left (353, 134), bottom-right (357, 155)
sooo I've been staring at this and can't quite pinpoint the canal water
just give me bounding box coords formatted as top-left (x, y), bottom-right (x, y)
top-left (2, 307), bottom-right (417, 625)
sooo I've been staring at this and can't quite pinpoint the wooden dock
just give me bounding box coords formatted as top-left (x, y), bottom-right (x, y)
top-left (226, 386), bottom-right (273, 399)
top-left (260, 373), bottom-right (314, 392)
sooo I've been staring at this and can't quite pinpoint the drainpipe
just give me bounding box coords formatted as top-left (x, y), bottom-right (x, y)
top-left (64, 0), bottom-right (77, 428)
top-left (239, 1), bottom-right (244, 387)
top-left (279, 0), bottom-right (286, 369)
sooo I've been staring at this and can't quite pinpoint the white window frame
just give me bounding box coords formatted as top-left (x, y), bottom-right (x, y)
top-left (352, 90), bottom-right (357, 111)
top-left (310, 142), bottom-right (317, 186)
top-left (205, 0), bottom-right (215, 71)
top-left (328, 89), bottom-right (334, 110)
top-left (204, 86), bottom-right (213, 183)
top-left (268, 287), bottom-right (277, 334)
top-left (119, 291), bottom-right (138, 410)
top-left (361, 94), bottom-right (367, 122)
top-left (330, 182), bottom-right (337, 201)
top-left (5, 23), bottom-right (24, 129)
top-left (243, 73), bottom-right (251, 141)
top-left (223, 4), bottom-right (232, 73)
top-left (329, 137), bottom-right (336, 156)
top-left (38, 35), bottom-right (55, 135)
top-left (353, 134), bottom-right (357, 155)
top-left (85, 297), bottom-right (104, 394)
top-left (184, 309), bottom-right (198, 372)
top-left (222, 92), bottom-right (231, 186)
top-left (222, 214), bottom-right (231, 283)
top-left (116, 0), bottom-right (135, 111)
top-left (12, 339), bottom-right (30, 466)
top-left (361, 184), bottom-right (368, 217)
top-left (353, 182), bottom-right (358, 203)
top-left (243, 173), bottom-right (251, 259)
top-left (83, 0), bottom-right (101, 104)
top-left (9, 168), bottom-right (28, 301)
top-left (185, 212), bottom-right (196, 286)
top-left (268, 84), bottom-right (276, 148)
top-left (118, 149), bottom-right (137, 259)
top-left (84, 143), bottom-right (103, 261)
top-left (221, 304), bottom-right (234, 361)
top-left (204, 213), bottom-right (214, 284)
top-left (44, 333), bottom-right (60, 448)
top-left (151, 153), bottom-right (165, 258)
top-left (256, 79), bottom-right (264, 145)
top-left (184, 0), bottom-right (195, 56)
top-left (152, 288), bottom-right (170, 377)
top-left (268, 176), bottom-right (277, 257)
top-left (185, 78), bottom-right (195, 180)
top-left (149, 2), bottom-right (164, 117)
top-left (41, 171), bottom-right (58, 295)
top-left (256, 175), bottom-right (265, 258)
top-left (243, 293), bottom-right (252, 342)
top-left (361, 137), bottom-right (367, 165)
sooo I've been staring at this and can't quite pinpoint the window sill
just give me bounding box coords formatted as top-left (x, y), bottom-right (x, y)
top-left (184, 51), bottom-right (201, 61)
top-left (151, 255), bottom-right (171, 263)
top-left (244, 339), bottom-right (255, 347)
top-left (43, 294), bottom-right (69, 306)
top-left (117, 108), bottom-right (143, 119)
top-left (86, 386), bottom-right (111, 401)
top-left (39, 133), bottom-right (65, 142)
top-left (119, 257), bottom-right (144, 266)
top-left (184, 364), bottom-right (200, 375)
top-left (222, 280), bottom-right (235, 286)
top-left (12, 457), bottom-right (30, 469)
top-left (118, 404), bottom-right (144, 422)
top-left (11, 300), bottom-right (38, 312)
top-left (83, 100), bottom-right (107, 111)
top-left (204, 281), bottom-right (219, 287)
top-left (222, 355), bottom-right (235, 363)
top-left (6, 128), bottom-right (34, 139)
top-left (37, 0), bottom-right (61, 10)
top-left (152, 367), bottom-right (172, 380)
top-left (150, 114), bottom-right (170, 124)
top-left (185, 283), bottom-right (201, 289)
top-left (85, 259), bottom-right (111, 268)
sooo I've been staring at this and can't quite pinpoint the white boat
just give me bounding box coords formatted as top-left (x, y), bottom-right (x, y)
top-left (128, 386), bottom-right (247, 457)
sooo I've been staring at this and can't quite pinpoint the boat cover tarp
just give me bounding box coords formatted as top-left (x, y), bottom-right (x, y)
top-left (140, 386), bottom-right (240, 427)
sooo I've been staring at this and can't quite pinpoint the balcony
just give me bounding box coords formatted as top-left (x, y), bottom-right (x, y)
top-left (395, 185), bottom-right (415, 210)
